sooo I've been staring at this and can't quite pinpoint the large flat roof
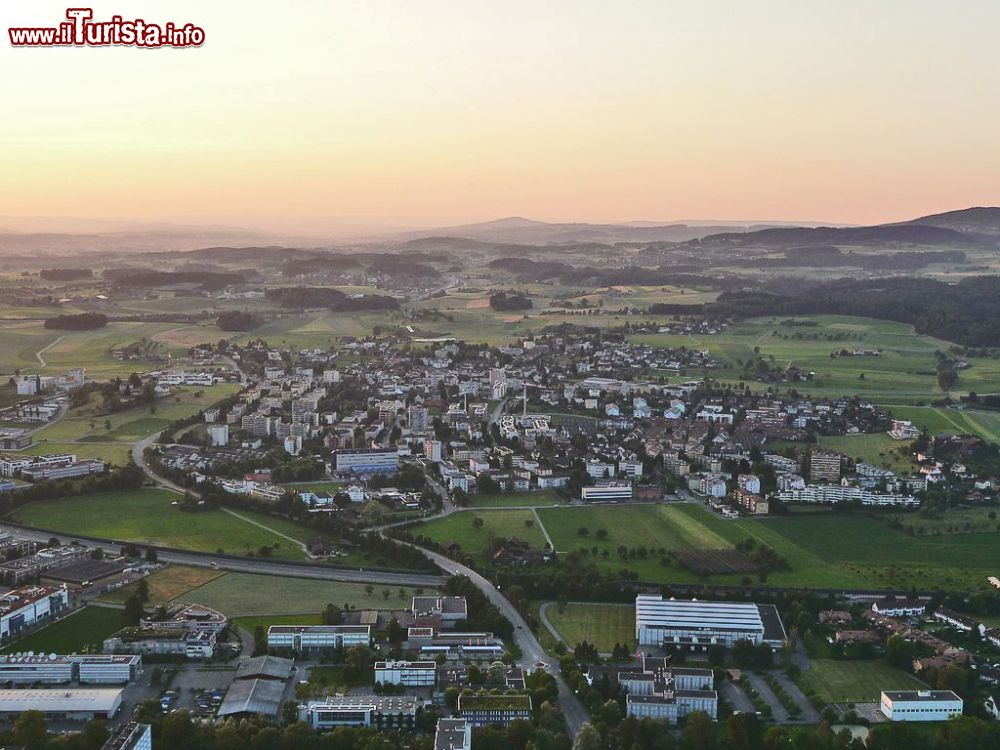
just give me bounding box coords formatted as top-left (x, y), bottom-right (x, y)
top-left (635, 596), bottom-right (764, 632)
top-left (883, 690), bottom-right (962, 702)
top-left (0, 688), bottom-right (122, 712)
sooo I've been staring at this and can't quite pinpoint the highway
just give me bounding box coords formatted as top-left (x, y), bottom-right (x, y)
top-left (0, 520), bottom-right (447, 587)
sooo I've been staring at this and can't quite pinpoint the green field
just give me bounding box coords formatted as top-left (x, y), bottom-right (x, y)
top-left (174, 572), bottom-right (433, 617)
top-left (0, 321), bottom-right (194, 379)
top-left (631, 315), bottom-right (1000, 403)
top-left (798, 659), bottom-right (926, 704)
top-left (22, 441), bottom-right (133, 467)
top-left (1, 606), bottom-right (124, 654)
top-left (466, 490), bottom-right (565, 508)
top-left (97, 565), bottom-right (226, 605)
top-left (32, 383), bottom-right (239, 444)
top-left (543, 602), bottom-right (635, 653)
top-left (410, 509), bottom-right (548, 559)
top-left (412, 502), bottom-right (1000, 591)
top-left (817, 433), bottom-right (917, 475)
top-left (9, 489), bottom-right (311, 559)
top-left (886, 405), bottom-right (1000, 442)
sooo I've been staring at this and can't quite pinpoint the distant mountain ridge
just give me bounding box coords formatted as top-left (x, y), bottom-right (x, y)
top-left (896, 207), bottom-right (1000, 237)
top-left (391, 216), bottom-right (837, 245)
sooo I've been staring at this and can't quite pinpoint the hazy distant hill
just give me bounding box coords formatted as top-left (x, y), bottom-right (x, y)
top-left (896, 207), bottom-right (1000, 237)
top-left (395, 217), bottom-right (772, 245)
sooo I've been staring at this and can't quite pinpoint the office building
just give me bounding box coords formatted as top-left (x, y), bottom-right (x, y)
top-left (457, 693), bottom-right (532, 727)
top-left (267, 624), bottom-right (370, 652)
top-left (299, 695), bottom-right (420, 730)
top-left (0, 585), bottom-right (69, 642)
top-left (880, 690), bottom-right (963, 721)
top-left (615, 656), bottom-right (718, 723)
top-left (581, 481), bottom-right (633, 502)
top-left (374, 660), bottom-right (437, 686)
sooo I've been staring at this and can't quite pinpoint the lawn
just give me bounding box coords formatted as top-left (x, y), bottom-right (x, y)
top-left (467, 490), bottom-right (566, 508)
top-left (798, 659), bottom-right (926, 704)
top-left (0, 606), bottom-right (125, 654)
top-left (9, 489), bottom-right (311, 559)
top-left (97, 565), bottom-right (225, 605)
top-left (409, 509), bottom-right (548, 563)
top-left (173, 573), bottom-right (434, 617)
top-left (544, 602), bottom-right (635, 653)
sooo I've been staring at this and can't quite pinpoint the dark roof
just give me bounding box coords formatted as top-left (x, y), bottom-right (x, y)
top-left (757, 604), bottom-right (787, 642)
top-left (235, 655), bottom-right (294, 681)
top-left (217, 679), bottom-right (286, 717)
top-left (42, 558), bottom-right (126, 584)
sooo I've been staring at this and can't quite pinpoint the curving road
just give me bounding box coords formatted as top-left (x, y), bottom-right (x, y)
top-left (411, 545), bottom-right (591, 736)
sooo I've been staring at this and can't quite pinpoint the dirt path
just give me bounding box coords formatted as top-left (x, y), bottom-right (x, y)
top-left (32, 335), bottom-right (64, 369)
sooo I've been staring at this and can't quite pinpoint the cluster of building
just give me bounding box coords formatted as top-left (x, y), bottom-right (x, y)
top-left (0, 452), bottom-right (106, 483)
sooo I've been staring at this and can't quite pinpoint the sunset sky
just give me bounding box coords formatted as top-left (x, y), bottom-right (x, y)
top-left (2, 1), bottom-right (999, 227)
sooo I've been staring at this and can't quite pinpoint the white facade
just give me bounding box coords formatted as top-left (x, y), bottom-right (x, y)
top-left (880, 690), bottom-right (963, 722)
top-left (635, 595), bottom-right (778, 649)
top-left (268, 625), bottom-right (370, 652)
top-left (374, 660), bottom-right (436, 686)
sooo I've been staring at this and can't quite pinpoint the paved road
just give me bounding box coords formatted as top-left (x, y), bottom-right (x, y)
top-left (414, 545), bottom-right (591, 737)
top-left (0, 521), bottom-right (446, 587)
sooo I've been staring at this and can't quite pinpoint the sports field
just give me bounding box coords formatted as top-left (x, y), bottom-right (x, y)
top-left (543, 602), bottom-right (635, 652)
top-left (0, 606), bottom-right (124, 654)
top-left (9, 489), bottom-right (311, 559)
top-left (173, 572), bottom-right (433, 617)
top-left (798, 659), bottom-right (926, 704)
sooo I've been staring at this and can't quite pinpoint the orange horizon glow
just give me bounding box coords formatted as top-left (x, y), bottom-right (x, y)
top-left (2, 1), bottom-right (1000, 227)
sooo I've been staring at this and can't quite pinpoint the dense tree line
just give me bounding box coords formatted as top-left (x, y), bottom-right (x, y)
top-left (489, 291), bottom-right (533, 311)
top-left (217, 311), bottom-right (262, 331)
top-left (39, 268), bottom-right (93, 281)
top-left (43, 313), bottom-right (107, 330)
top-left (265, 286), bottom-right (400, 312)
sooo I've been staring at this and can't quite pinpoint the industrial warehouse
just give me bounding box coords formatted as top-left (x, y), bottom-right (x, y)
top-left (635, 595), bottom-right (787, 649)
